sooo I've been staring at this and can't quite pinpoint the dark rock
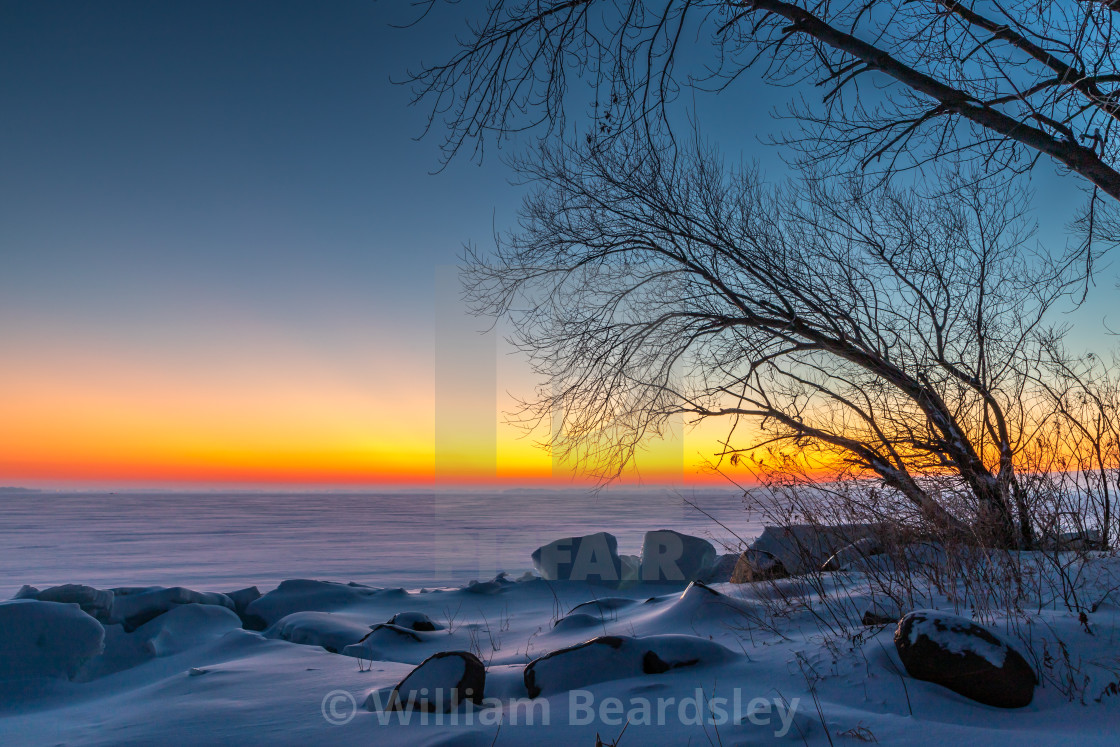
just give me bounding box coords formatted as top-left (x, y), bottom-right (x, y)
top-left (241, 612), bottom-right (269, 631)
top-left (641, 650), bottom-right (699, 674)
top-left (895, 610), bottom-right (1037, 708)
top-left (730, 550), bottom-right (788, 583)
top-left (523, 634), bottom-right (733, 698)
top-left (861, 598), bottom-right (902, 626)
top-left (387, 611), bottom-right (441, 632)
top-left (525, 637), bottom-right (624, 697)
top-left (531, 532), bottom-right (623, 584)
top-left (862, 610), bottom-right (896, 626)
top-left (389, 651), bottom-right (486, 712)
top-left (638, 530), bottom-right (717, 583)
top-left (362, 623), bottom-right (423, 643)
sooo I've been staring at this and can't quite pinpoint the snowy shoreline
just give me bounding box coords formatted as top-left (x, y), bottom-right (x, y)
top-left (4, 529), bottom-right (1120, 745)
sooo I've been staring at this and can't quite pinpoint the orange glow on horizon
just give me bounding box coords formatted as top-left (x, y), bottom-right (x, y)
top-left (0, 323), bottom-right (794, 490)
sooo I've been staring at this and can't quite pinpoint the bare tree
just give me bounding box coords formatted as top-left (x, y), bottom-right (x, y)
top-left (412, 1), bottom-right (1120, 202)
top-left (466, 134), bottom-right (1101, 547)
top-left (1031, 341), bottom-right (1120, 548)
top-left (413, 2), bottom-right (1120, 548)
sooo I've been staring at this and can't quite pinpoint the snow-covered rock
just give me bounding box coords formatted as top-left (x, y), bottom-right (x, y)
top-left (134, 603), bottom-right (242, 657)
top-left (822, 536), bottom-right (883, 572)
top-left (746, 524), bottom-right (880, 575)
top-left (389, 651), bottom-right (486, 712)
top-left (531, 532), bottom-right (623, 584)
top-left (343, 623), bottom-right (430, 663)
top-left (242, 579), bottom-right (385, 629)
top-left (26, 584), bottom-right (114, 622)
top-left (109, 586), bottom-right (235, 631)
top-left (638, 530), bottom-right (717, 583)
top-left (225, 586), bottom-right (261, 615)
top-left (895, 610), bottom-right (1037, 708)
top-left (267, 611), bottom-right (372, 653)
top-left (73, 603), bottom-right (243, 681)
top-left (13, 584), bottom-right (40, 599)
top-left (0, 600), bottom-right (105, 679)
top-left (551, 612), bottom-right (603, 632)
top-left (523, 634), bottom-right (736, 697)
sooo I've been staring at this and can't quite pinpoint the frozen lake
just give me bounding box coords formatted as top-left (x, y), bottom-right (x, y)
top-left (0, 488), bottom-right (762, 597)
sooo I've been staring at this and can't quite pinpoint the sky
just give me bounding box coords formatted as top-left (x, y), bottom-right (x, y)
top-left (1, 1), bottom-right (1115, 490)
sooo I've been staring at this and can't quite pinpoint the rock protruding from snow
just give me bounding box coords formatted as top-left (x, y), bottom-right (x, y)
top-left (387, 611), bottom-right (442, 632)
top-left (731, 549), bottom-right (788, 583)
top-left (861, 598), bottom-right (902, 626)
top-left (242, 579), bottom-right (384, 630)
top-left (0, 600), bottom-right (105, 679)
top-left (225, 586), bottom-right (261, 617)
top-left (822, 537), bottom-right (883, 572)
top-left (702, 553), bottom-right (741, 584)
top-left (389, 651), bottom-right (486, 712)
top-left (745, 524), bottom-right (881, 575)
top-left (14, 585), bottom-right (40, 599)
top-left (531, 532), bottom-right (623, 584)
top-left (895, 610), bottom-right (1037, 708)
top-left (523, 634), bottom-right (736, 698)
top-left (268, 611), bottom-right (373, 653)
top-left (638, 530), bottom-right (717, 583)
top-left (28, 584), bottom-right (114, 622)
top-left (109, 587), bottom-right (235, 632)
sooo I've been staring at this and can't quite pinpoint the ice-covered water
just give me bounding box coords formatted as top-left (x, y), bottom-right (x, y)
top-left (0, 488), bottom-right (762, 597)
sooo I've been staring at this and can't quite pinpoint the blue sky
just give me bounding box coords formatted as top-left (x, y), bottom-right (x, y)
top-left (1, 1), bottom-right (1114, 486)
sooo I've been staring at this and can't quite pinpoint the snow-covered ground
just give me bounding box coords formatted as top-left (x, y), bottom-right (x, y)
top-left (4, 555), bottom-right (1120, 745)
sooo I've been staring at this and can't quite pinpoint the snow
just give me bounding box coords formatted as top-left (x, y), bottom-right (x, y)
top-left (108, 586), bottom-right (235, 631)
top-left (267, 611), bottom-right (373, 653)
top-left (32, 585), bottom-right (114, 622)
top-left (3, 528), bottom-right (1120, 744)
top-left (0, 600), bottom-right (104, 681)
